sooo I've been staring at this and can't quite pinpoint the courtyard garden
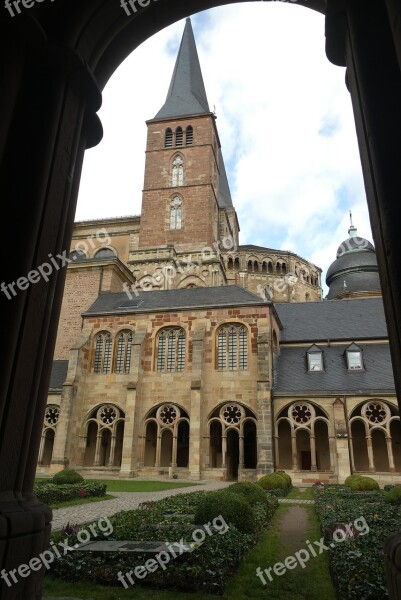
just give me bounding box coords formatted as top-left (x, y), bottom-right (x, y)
top-left (41, 473), bottom-right (401, 599)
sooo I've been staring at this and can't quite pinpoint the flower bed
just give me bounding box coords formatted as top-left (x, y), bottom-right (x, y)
top-left (50, 485), bottom-right (278, 594)
top-left (313, 484), bottom-right (401, 599)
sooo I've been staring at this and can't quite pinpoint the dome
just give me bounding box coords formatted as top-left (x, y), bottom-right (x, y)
top-left (326, 223), bottom-right (381, 300)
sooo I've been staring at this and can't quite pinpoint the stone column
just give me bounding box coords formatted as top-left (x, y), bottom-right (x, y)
top-left (222, 436), bottom-right (227, 468)
top-left (37, 434), bottom-right (46, 466)
top-left (274, 435), bottom-right (280, 469)
top-left (120, 332), bottom-right (146, 477)
top-left (366, 436), bottom-right (375, 472)
top-left (188, 327), bottom-right (205, 480)
top-left (310, 435), bottom-right (317, 471)
top-left (239, 436), bottom-right (244, 468)
top-left (108, 435), bottom-right (117, 467)
top-left (93, 433), bottom-right (102, 467)
top-left (0, 17), bottom-right (102, 598)
top-left (155, 435), bottom-right (162, 468)
top-left (333, 398), bottom-right (351, 482)
top-left (172, 436), bottom-right (178, 468)
top-left (386, 436), bottom-right (396, 472)
top-left (291, 434), bottom-right (298, 471)
top-left (256, 331), bottom-right (274, 476)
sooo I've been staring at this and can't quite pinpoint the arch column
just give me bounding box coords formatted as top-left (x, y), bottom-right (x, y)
top-left (38, 434), bottom-right (46, 466)
top-left (310, 435), bottom-right (317, 471)
top-left (222, 435), bottom-right (227, 468)
top-left (239, 435), bottom-right (244, 469)
top-left (93, 433), bottom-right (103, 467)
top-left (386, 435), bottom-right (396, 472)
top-left (172, 436), bottom-right (178, 468)
top-left (108, 435), bottom-right (117, 467)
top-left (274, 435), bottom-right (280, 469)
top-left (366, 436), bottom-right (375, 472)
top-left (78, 435), bottom-right (87, 466)
top-left (291, 434), bottom-right (298, 471)
top-left (155, 435), bottom-right (162, 468)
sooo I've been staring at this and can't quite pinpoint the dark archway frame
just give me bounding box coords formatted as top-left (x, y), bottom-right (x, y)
top-left (0, 0), bottom-right (401, 597)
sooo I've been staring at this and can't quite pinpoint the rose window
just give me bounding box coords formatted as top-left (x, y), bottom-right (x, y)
top-left (45, 406), bottom-right (60, 426)
top-left (159, 405), bottom-right (178, 425)
top-left (99, 406), bottom-right (117, 425)
top-left (363, 402), bottom-right (389, 424)
top-left (290, 403), bottom-right (313, 425)
top-left (221, 404), bottom-right (244, 426)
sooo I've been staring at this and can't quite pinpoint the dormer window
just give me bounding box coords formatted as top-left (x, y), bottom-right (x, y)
top-left (307, 345), bottom-right (323, 372)
top-left (346, 343), bottom-right (364, 370)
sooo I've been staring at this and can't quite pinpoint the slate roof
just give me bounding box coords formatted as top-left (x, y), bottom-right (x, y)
top-left (273, 343), bottom-right (395, 395)
top-left (218, 149), bottom-right (233, 209)
top-left (152, 19), bottom-right (210, 121)
top-left (276, 298), bottom-right (389, 342)
top-left (49, 360), bottom-right (68, 391)
top-left (84, 285), bottom-right (268, 316)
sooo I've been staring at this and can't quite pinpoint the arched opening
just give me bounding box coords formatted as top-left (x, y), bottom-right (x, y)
top-left (177, 421), bottom-right (189, 467)
top-left (144, 421), bottom-right (157, 467)
top-left (247, 260), bottom-right (253, 272)
top-left (277, 421), bottom-right (292, 470)
top-left (243, 420), bottom-right (257, 469)
top-left (41, 429), bottom-right (55, 466)
top-left (372, 429), bottom-right (389, 472)
top-left (253, 260), bottom-right (259, 272)
top-left (160, 429), bottom-right (173, 467)
top-left (268, 261), bottom-right (273, 273)
top-left (226, 429), bottom-right (239, 480)
top-left (84, 422), bottom-right (98, 466)
top-left (228, 257), bottom-right (234, 270)
top-left (210, 421), bottom-right (222, 468)
top-left (99, 428), bottom-right (112, 467)
top-left (351, 420), bottom-right (369, 471)
top-left (315, 420), bottom-right (330, 470)
top-left (391, 420), bottom-right (401, 471)
top-left (115, 421), bottom-right (125, 467)
top-left (297, 429), bottom-right (311, 470)
top-left (262, 261), bottom-right (267, 273)
top-left (234, 257), bottom-right (240, 270)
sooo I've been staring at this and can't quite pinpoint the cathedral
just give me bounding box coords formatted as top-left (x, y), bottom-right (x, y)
top-left (37, 18), bottom-right (400, 485)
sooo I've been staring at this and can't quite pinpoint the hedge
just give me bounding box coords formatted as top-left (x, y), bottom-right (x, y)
top-left (258, 472), bottom-right (291, 496)
top-left (344, 475), bottom-right (380, 491)
top-left (35, 481), bottom-right (106, 504)
top-left (52, 469), bottom-right (84, 485)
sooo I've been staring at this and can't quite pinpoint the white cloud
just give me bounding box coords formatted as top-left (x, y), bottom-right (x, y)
top-left (76, 3), bottom-right (372, 296)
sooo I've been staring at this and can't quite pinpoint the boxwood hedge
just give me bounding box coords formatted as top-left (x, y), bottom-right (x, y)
top-left (35, 481), bottom-right (106, 505)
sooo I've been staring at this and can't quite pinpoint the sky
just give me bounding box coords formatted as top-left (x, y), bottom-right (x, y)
top-left (76, 2), bottom-right (374, 296)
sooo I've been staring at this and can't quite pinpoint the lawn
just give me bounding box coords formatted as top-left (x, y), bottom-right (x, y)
top-left (99, 480), bottom-right (200, 492)
top-left (287, 487), bottom-right (314, 500)
top-left (49, 494), bottom-right (115, 509)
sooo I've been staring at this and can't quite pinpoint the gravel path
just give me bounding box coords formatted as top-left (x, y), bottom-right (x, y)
top-left (51, 481), bottom-right (231, 530)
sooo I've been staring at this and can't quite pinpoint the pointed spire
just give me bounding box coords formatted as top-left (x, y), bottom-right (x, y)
top-left (348, 210), bottom-right (357, 238)
top-left (153, 18), bottom-right (210, 121)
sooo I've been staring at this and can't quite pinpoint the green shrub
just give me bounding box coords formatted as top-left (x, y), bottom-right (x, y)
top-left (276, 470), bottom-right (293, 488)
top-left (345, 475), bottom-right (379, 491)
top-left (258, 473), bottom-right (292, 496)
top-left (52, 469), bottom-right (84, 485)
top-left (194, 491), bottom-right (256, 533)
top-left (227, 482), bottom-right (269, 505)
top-left (385, 485), bottom-right (401, 505)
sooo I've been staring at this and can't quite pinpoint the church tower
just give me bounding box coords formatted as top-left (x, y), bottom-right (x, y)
top-left (131, 19), bottom-right (239, 290)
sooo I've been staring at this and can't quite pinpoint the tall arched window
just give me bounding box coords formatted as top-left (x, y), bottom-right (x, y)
top-left (217, 324), bottom-right (248, 371)
top-left (165, 128), bottom-right (173, 148)
top-left (170, 196), bottom-right (182, 229)
top-left (93, 332), bottom-right (113, 374)
top-left (156, 328), bottom-right (186, 372)
top-left (175, 127), bottom-right (183, 146)
top-left (172, 156), bottom-right (184, 187)
top-left (186, 125), bottom-right (193, 145)
top-left (115, 330), bottom-right (133, 374)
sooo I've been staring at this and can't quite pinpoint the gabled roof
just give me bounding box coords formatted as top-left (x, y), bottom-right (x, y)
top-left (49, 360), bottom-right (68, 391)
top-left (273, 343), bottom-right (395, 395)
top-left (83, 285), bottom-right (269, 316)
top-left (152, 19), bottom-right (210, 121)
top-left (276, 297), bottom-right (389, 342)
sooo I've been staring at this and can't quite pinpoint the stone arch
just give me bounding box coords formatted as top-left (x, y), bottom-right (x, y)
top-left (38, 403), bottom-right (60, 466)
top-left (275, 401), bottom-right (333, 472)
top-left (142, 404), bottom-right (190, 468)
top-left (349, 400), bottom-right (401, 473)
top-left (206, 402), bottom-right (257, 479)
top-left (82, 404), bottom-right (125, 468)
top-left (177, 275), bottom-right (206, 288)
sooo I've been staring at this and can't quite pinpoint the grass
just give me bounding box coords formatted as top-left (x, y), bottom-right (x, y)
top-left (35, 478), bottom-right (200, 494)
top-left (49, 494), bottom-right (115, 509)
top-left (44, 504), bottom-right (336, 600)
top-left (287, 487), bottom-right (314, 500)
top-left (97, 480), bottom-right (200, 492)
